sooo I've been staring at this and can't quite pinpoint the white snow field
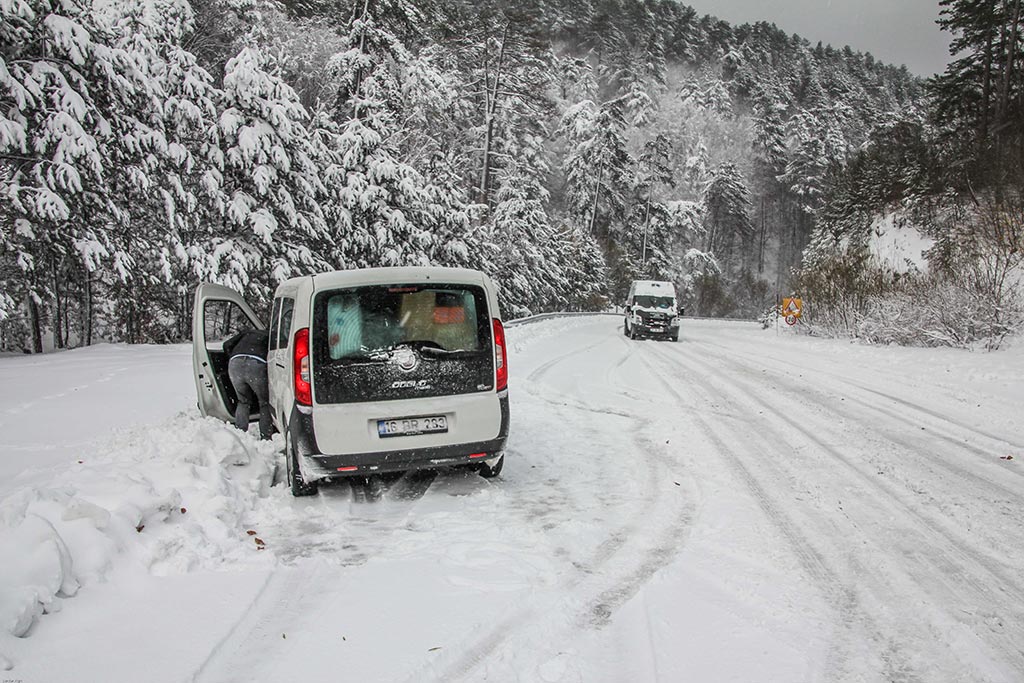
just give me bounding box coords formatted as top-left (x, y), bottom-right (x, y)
top-left (2, 317), bottom-right (1023, 682)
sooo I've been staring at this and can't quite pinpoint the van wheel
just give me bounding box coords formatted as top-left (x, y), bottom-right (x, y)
top-left (286, 435), bottom-right (318, 497)
top-left (478, 453), bottom-right (504, 479)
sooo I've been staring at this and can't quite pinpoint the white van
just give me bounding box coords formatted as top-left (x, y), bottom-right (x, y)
top-left (623, 280), bottom-right (681, 341)
top-left (192, 267), bottom-right (510, 495)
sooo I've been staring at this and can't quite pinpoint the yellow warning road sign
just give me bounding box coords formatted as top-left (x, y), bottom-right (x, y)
top-left (782, 297), bottom-right (803, 326)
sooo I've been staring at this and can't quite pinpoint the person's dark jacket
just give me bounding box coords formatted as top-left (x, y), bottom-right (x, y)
top-left (222, 329), bottom-right (269, 361)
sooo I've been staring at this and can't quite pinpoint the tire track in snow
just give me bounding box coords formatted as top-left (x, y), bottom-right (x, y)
top-left (668, 341), bottom-right (1024, 599)
top-left (688, 339), bottom-right (1024, 454)
top-left (526, 337), bottom-right (610, 383)
top-left (685, 340), bottom-right (1024, 520)
top-left (649, 340), bottom-right (1024, 680)
top-left (191, 477), bottom-right (439, 683)
top-left (631, 343), bottom-right (882, 682)
top-left (427, 332), bottom-right (697, 682)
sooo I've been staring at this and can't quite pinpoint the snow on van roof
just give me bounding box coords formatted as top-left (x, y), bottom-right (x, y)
top-left (280, 267), bottom-right (488, 290)
top-left (633, 280), bottom-right (676, 296)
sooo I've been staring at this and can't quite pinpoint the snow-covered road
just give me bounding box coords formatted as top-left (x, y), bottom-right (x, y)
top-left (3, 318), bottom-right (1023, 682)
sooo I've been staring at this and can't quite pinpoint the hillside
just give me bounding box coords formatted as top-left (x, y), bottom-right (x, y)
top-left (0, 0), bottom-right (1004, 351)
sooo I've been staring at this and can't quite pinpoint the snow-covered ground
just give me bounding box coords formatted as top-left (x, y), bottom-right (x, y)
top-left (869, 212), bottom-right (934, 273)
top-left (2, 318), bottom-right (1023, 681)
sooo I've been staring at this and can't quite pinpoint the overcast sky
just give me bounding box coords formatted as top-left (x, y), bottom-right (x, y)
top-left (681, 0), bottom-right (952, 76)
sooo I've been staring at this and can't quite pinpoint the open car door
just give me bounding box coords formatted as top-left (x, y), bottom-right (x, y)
top-left (192, 283), bottom-right (265, 422)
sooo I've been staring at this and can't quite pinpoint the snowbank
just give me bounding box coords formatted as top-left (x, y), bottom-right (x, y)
top-left (0, 414), bottom-right (278, 665)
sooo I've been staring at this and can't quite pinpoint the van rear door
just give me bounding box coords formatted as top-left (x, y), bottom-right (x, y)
top-left (192, 284), bottom-right (264, 422)
top-left (308, 282), bottom-right (500, 454)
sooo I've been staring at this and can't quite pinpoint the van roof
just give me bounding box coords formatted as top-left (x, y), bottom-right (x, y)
top-left (633, 280), bottom-right (676, 296)
top-left (277, 266), bottom-right (487, 291)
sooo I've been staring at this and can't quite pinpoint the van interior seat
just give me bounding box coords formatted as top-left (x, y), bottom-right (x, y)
top-left (400, 290), bottom-right (476, 351)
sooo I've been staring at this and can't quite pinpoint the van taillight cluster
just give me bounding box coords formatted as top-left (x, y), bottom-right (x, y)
top-left (293, 327), bottom-right (312, 406)
top-left (492, 318), bottom-right (507, 392)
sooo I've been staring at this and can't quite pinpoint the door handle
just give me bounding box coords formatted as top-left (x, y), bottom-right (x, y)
top-left (275, 362), bottom-right (285, 369)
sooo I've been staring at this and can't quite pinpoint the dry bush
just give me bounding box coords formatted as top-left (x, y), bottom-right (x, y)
top-left (796, 194), bottom-right (1024, 350)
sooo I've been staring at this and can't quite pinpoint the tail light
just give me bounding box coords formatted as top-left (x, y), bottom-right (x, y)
top-left (493, 318), bottom-right (507, 392)
top-left (293, 327), bottom-right (312, 406)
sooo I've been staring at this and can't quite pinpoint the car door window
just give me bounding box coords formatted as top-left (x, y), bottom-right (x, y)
top-left (278, 298), bottom-right (294, 349)
top-left (268, 298), bottom-right (282, 351)
top-left (204, 300), bottom-right (251, 346)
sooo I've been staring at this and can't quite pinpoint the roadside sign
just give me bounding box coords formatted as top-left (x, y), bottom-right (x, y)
top-left (782, 297), bottom-right (803, 326)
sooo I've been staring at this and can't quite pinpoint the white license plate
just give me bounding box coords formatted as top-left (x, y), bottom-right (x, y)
top-left (377, 415), bottom-right (448, 438)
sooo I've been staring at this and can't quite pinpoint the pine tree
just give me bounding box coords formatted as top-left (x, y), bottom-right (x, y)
top-left (201, 46), bottom-right (331, 296)
top-left (703, 162), bottom-right (754, 272)
top-left (634, 133), bottom-right (674, 271)
top-left (0, 0), bottom-right (165, 345)
top-left (490, 156), bottom-right (566, 316)
top-left (560, 97), bottom-right (633, 236)
top-left (322, 0), bottom-right (473, 269)
top-left (932, 0), bottom-right (1023, 180)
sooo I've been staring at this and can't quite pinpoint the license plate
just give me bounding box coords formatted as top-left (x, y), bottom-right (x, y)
top-left (377, 415), bottom-right (448, 438)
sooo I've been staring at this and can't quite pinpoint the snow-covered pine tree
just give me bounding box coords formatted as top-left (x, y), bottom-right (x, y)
top-left (436, 0), bottom-right (555, 213)
top-left (203, 46), bottom-right (331, 298)
top-left (0, 0), bottom-right (165, 347)
top-left (321, 0), bottom-right (473, 270)
top-left (560, 97), bottom-right (633, 237)
top-left (97, 0), bottom-right (224, 342)
top-left (553, 220), bottom-right (608, 311)
top-left (489, 143), bottom-right (570, 316)
top-left (703, 161), bottom-right (755, 272)
top-left (634, 134), bottom-right (674, 270)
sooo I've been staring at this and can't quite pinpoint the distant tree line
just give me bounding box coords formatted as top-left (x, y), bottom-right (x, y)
top-left (1, 0), bottom-right (922, 351)
top-left (800, 0), bottom-right (1024, 348)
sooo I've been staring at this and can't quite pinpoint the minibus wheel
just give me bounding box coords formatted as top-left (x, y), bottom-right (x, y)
top-left (478, 453), bottom-right (504, 478)
top-left (286, 433), bottom-right (318, 497)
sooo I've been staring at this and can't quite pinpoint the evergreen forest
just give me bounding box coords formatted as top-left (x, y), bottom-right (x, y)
top-left (2, 0), bottom-right (1022, 350)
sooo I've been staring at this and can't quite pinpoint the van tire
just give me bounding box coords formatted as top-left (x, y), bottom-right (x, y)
top-left (286, 434), bottom-right (318, 497)
top-left (478, 453), bottom-right (504, 479)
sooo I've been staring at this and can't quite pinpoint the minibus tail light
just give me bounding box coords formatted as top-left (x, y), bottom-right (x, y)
top-left (294, 327), bottom-right (312, 406)
top-left (493, 319), bottom-right (507, 392)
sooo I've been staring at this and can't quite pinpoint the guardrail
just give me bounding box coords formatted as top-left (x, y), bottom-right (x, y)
top-left (505, 312), bottom-right (619, 328)
top-left (505, 311), bottom-right (756, 328)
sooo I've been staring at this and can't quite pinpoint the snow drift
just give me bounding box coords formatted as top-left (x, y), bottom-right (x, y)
top-left (0, 414), bottom-right (278, 663)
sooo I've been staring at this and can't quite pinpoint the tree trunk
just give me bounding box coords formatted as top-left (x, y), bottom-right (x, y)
top-left (998, 0), bottom-right (1022, 131)
top-left (641, 191), bottom-right (653, 268)
top-left (587, 157), bottom-right (605, 235)
top-left (52, 259), bottom-right (64, 349)
top-left (479, 23), bottom-right (509, 209)
top-left (84, 270), bottom-right (93, 346)
top-left (979, 23), bottom-right (996, 145)
top-left (127, 292), bottom-right (136, 345)
top-left (28, 294), bottom-right (43, 354)
top-left (758, 196), bottom-right (767, 274)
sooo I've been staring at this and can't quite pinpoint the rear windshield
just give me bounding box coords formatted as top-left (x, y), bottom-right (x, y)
top-left (634, 295), bottom-right (675, 309)
top-left (311, 284), bottom-right (494, 404)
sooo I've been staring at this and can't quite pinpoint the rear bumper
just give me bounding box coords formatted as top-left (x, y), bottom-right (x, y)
top-left (290, 394), bottom-right (510, 479)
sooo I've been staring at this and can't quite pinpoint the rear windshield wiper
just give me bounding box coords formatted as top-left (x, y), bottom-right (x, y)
top-left (330, 350), bottom-right (392, 363)
top-left (418, 346), bottom-right (481, 357)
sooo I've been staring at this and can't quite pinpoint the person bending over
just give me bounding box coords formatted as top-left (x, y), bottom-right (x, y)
top-left (222, 328), bottom-right (272, 439)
